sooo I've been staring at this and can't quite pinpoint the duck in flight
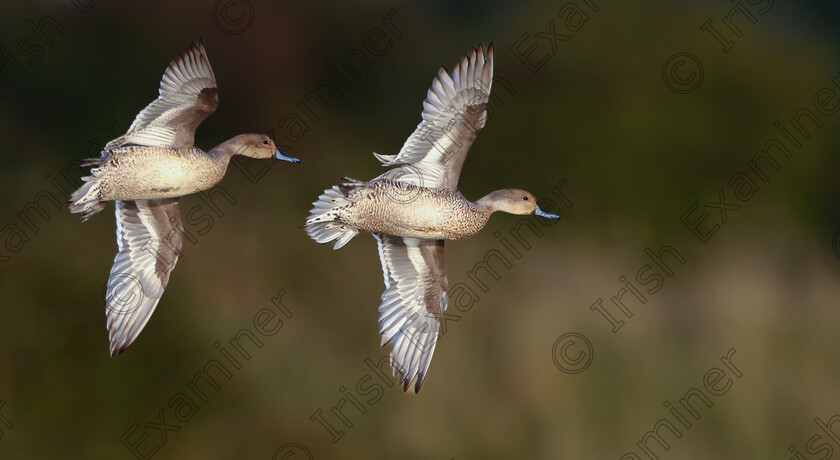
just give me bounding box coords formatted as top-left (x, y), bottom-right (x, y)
top-left (304, 44), bottom-right (559, 392)
top-left (69, 41), bottom-right (300, 355)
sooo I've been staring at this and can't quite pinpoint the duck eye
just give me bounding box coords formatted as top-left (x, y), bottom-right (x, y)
top-left (523, 196), bottom-right (529, 201)
top-left (262, 140), bottom-right (268, 145)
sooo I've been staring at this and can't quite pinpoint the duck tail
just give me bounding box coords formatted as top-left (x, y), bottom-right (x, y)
top-left (304, 178), bottom-right (363, 250)
top-left (78, 157), bottom-right (106, 168)
top-left (67, 176), bottom-right (106, 221)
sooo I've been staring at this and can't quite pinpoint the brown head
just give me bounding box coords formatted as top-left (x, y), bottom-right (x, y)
top-left (217, 134), bottom-right (301, 162)
top-left (476, 189), bottom-right (560, 219)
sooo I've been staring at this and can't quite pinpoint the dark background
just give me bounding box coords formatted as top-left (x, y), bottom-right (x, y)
top-left (0, 1), bottom-right (839, 458)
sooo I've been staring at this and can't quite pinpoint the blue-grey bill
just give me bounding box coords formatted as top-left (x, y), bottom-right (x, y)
top-left (275, 149), bottom-right (301, 163)
top-left (534, 205), bottom-right (560, 219)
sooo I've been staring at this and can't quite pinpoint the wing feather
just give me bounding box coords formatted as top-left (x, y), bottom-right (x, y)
top-left (374, 234), bottom-right (447, 392)
top-left (375, 44), bottom-right (494, 189)
top-left (105, 40), bottom-right (218, 150)
top-left (106, 199), bottom-right (183, 355)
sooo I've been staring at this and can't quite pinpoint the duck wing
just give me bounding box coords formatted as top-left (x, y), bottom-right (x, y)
top-left (375, 44), bottom-right (494, 190)
top-left (106, 40), bottom-right (218, 150)
top-left (374, 233), bottom-right (448, 392)
top-left (106, 198), bottom-right (183, 355)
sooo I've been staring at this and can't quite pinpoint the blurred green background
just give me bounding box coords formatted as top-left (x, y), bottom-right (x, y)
top-left (1, 0), bottom-right (839, 458)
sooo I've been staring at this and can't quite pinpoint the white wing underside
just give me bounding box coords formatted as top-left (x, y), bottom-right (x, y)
top-left (375, 44), bottom-right (495, 190)
top-left (105, 40), bottom-right (218, 150)
top-left (374, 233), bottom-right (448, 392)
top-left (106, 199), bottom-right (183, 355)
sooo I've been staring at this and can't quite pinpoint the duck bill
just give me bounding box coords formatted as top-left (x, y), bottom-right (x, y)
top-left (274, 149), bottom-right (301, 163)
top-left (534, 205), bottom-right (560, 220)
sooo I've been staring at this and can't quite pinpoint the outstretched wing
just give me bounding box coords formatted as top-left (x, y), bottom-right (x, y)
top-left (106, 40), bottom-right (218, 150)
top-left (106, 199), bottom-right (183, 355)
top-left (375, 44), bottom-right (494, 190)
top-left (374, 234), bottom-right (448, 392)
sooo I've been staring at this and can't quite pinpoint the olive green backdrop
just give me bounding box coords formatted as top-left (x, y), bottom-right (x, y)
top-left (0, 1), bottom-right (839, 458)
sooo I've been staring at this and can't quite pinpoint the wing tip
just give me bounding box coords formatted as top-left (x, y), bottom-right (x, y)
top-left (159, 38), bottom-right (216, 94)
top-left (186, 38), bottom-right (208, 60)
top-left (444, 42), bottom-right (495, 91)
top-left (109, 337), bottom-right (130, 356)
top-left (394, 365), bottom-right (427, 393)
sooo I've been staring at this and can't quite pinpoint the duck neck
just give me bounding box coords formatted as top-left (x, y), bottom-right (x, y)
top-left (473, 194), bottom-right (499, 215)
top-left (208, 136), bottom-right (245, 162)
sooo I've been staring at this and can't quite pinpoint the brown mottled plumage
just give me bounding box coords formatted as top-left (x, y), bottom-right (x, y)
top-left (304, 44), bottom-right (560, 393)
top-left (70, 134), bottom-right (281, 220)
top-left (321, 180), bottom-right (492, 240)
top-left (68, 40), bottom-right (300, 356)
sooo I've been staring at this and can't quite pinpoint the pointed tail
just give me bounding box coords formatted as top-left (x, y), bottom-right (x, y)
top-left (304, 178), bottom-right (363, 249)
top-left (67, 176), bottom-right (106, 222)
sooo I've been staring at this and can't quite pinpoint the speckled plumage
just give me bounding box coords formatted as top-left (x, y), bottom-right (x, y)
top-left (304, 44), bottom-right (559, 393)
top-left (79, 145), bottom-right (230, 201)
top-left (68, 40), bottom-right (299, 356)
top-left (328, 180), bottom-right (492, 240)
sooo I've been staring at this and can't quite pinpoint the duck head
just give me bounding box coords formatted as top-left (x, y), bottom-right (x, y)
top-left (476, 189), bottom-right (560, 219)
top-left (225, 134), bottom-right (301, 163)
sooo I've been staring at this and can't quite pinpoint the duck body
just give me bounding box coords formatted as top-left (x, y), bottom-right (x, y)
top-left (78, 146), bottom-right (229, 201)
top-left (320, 179), bottom-right (491, 240)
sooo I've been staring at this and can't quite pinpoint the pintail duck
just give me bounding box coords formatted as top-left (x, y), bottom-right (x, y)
top-left (304, 44), bottom-right (559, 392)
top-left (68, 41), bottom-right (300, 355)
